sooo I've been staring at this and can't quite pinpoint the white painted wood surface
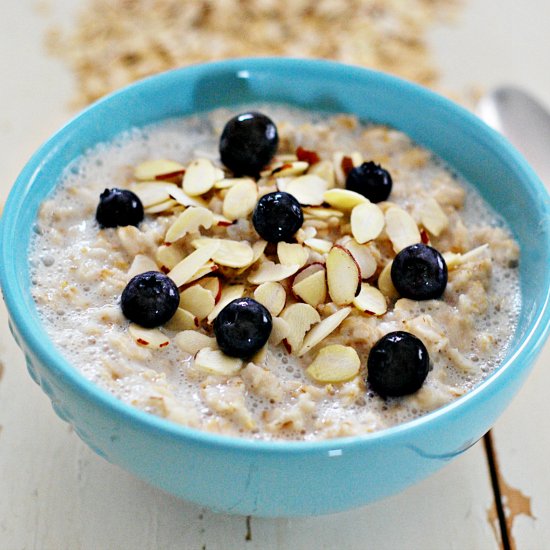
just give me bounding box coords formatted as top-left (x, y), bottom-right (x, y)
top-left (0, 1), bottom-right (549, 548)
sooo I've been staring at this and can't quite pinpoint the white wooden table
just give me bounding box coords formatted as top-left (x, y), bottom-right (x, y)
top-left (1, 1), bottom-right (549, 548)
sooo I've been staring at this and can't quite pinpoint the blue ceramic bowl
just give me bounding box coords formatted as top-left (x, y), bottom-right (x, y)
top-left (1, 58), bottom-right (549, 517)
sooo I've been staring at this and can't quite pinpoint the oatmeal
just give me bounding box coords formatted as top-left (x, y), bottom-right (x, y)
top-left (30, 106), bottom-right (521, 440)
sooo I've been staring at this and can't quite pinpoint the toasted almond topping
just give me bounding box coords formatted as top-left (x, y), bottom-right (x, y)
top-left (134, 159), bottom-right (185, 181)
top-left (253, 282), bottom-right (287, 316)
top-left (194, 348), bottom-right (243, 376)
top-left (186, 261), bottom-right (219, 283)
top-left (165, 206), bottom-right (214, 243)
top-left (377, 260), bottom-right (399, 299)
top-left (292, 269), bottom-right (327, 307)
top-left (280, 303), bottom-right (321, 353)
top-left (179, 284), bottom-right (216, 320)
top-left (192, 237), bottom-right (254, 268)
top-left (304, 237), bottom-right (332, 254)
top-left (306, 344), bottom-right (360, 383)
top-left (420, 197), bottom-right (449, 237)
top-left (214, 177), bottom-right (252, 190)
top-left (247, 260), bottom-right (301, 285)
top-left (196, 276), bottom-right (222, 302)
top-left (127, 254), bottom-right (158, 280)
top-left (344, 240), bottom-right (377, 279)
top-left (174, 330), bottom-right (218, 355)
top-left (156, 244), bottom-right (185, 272)
top-left (326, 246), bottom-right (361, 305)
top-left (222, 179), bottom-right (258, 220)
top-left (269, 317), bottom-right (290, 345)
top-left (307, 159), bottom-right (335, 187)
top-left (268, 160), bottom-right (309, 177)
top-left (182, 158), bottom-right (221, 196)
top-left (144, 198), bottom-right (178, 214)
top-left (350, 201), bottom-right (385, 243)
top-left (128, 324), bottom-right (170, 348)
top-left (235, 239), bottom-right (268, 274)
top-left (293, 262), bottom-right (325, 285)
top-left (353, 283), bottom-right (387, 315)
top-left (164, 307), bottom-right (199, 331)
top-left (285, 174), bottom-right (328, 206)
top-left (385, 206), bottom-right (421, 253)
top-left (302, 206), bottom-right (344, 220)
top-left (167, 240), bottom-right (220, 287)
top-left (298, 307), bottom-right (352, 356)
top-left (207, 284), bottom-right (245, 323)
top-left (277, 242), bottom-right (309, 268)
top-left (167, 186), bottom-right (209, 208)
top-left (323, 188), bottom-right (368, 211)
top-left (295, 225), bottom-right (317, 244)
top-left (131, 181), bottom-right (175, 207)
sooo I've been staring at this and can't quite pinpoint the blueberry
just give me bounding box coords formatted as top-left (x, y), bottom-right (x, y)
top-left (367, 331), bottom-right (430, 397)
top-left (252, 191), bottom-right (304, 243)
top-left (213, 297), bottom-right (272, 358)
top-left (345, 161), bottom-right (392, 203)
top-left (121, 271), bottom-right (179, 328)
top-left (391, 243), bottom-right (447, 300)
top-left (219, 112), bottom-right (279, 176)
top-left (96, 188), bottom-right (144, 228)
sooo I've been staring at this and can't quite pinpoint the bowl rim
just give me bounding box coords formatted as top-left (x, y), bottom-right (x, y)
top-left (1, 57), bottom-right (550, 453)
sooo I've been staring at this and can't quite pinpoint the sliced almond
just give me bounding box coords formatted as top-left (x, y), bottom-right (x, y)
top-left (164, 308), bottom-right (199, 331)
top-left (323, 188), bottom-right (368, 211)
top-left (247, 260), bottom-right (301, 285)
top-left (350, 201), bottom-right (385, 243)
top-left (353, 283), bottom-right (387, 315)
top-left (174, 330), bottom-right (218, 355)
top-left (443, 244), bottom-right (490, 269)
top-left (196, 276), bottom-right (222, 303)
top-left (326, 245), bottom-right (361, 305)
top-left (134, 159), bottom-right (185, 181)
top-left (182, 158), bottom-right (221, 196)
top-left (385, 206), bottom-right (421, 253)
top-left (222, 179), bottom-right (258, 221)
top-left (127, 254), bottom-right (158, 280)
top-left (298, 306), bottom-right (351, 357)
top-left (179, 284), bottom-right (216, 320)
top-left (377, 261), bottom-right (399, 299)
top-left (186, 261), bottom-right (219, 283)
top-left (420, 197), bottom-right (449, 237)
top-left (167, 186), bottom-right (209, 208)
top-left (165, 207), bottom-right (214, 243)
top-left (167, 241), bottom-right (220, 287)
top-left (194, 348), bottom-right (243, 376)
top-left (285, 175), bottom-right (328, 206)
top-left (144, 198), bottom-right (178, 214)
top-left (306, 344), bottom-right (360, 383)
top-left (277, 242), bottom-right (309, 268)
top-left (214, 177), bottom-right (252, 190)
top-left (192, 237), bottom-right (254, 269)
top-left (212, 213), bottom-right (233, 227)
top-left (267, 160), bottom-right (309, 178)
top-left (292, 262), bottom-right (325, 285)
top-left (292, 269), bottom-right (327, 307)
top-left (345, 240), bottom-right (377, 279)
top-left (253, 282), bottom-right (287, 316)
top-left (269, 317), bottom-right (290, 345)
top-left (307, 159), bottom-right (335, 187)
top-left (207, 284), bottom-right (245, 323)
top-left (304, 238), bottom-right (332, 254)
top-left (280, 303), bottom-right (321, 353)
top-left (128, 324), bottom-right (170, 348)
top-left (156, 243), bottom-right (185, 272)
top-left (131, 181), bottom-right (175, 208)
top-left (235, 239), bottom-right (268, 274)
top-left (302, 206), bottom-right (344, 220)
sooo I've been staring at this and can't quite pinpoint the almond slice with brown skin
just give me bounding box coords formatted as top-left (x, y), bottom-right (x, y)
top-left (164, 308), bottom-right (199, 331)
top-left (344, 240), bottom-right (377, 280)
top-left (303, 238), bottom-right (332, 254)
top-left (206, 284), bottom-right (245, 323)
top-left (128, 324), bottom-right (170, 348)
top-left (222, 179), bottom-right (258, 221)
top-left (350, 201), bottom-right (385, 243)
top-left (194, 348), bottom-right (243, 376)
top-left (196, 276), bottom-right (222, 303)
top-left (385, 206), bottom-right (421, 253)
top-left (185, 261), bottom-right (219, 284)
top-left (247, 260), bottom-right (301, 285)
top-left (134, 159), bottom-right (185, 181)
top-left (326, 245), bottom-right (361, 305)
top-left (420, 197), bottom-right (449, 237)
top-left (167, 240), bottom-right (219, 287)
top-left (285, 174), bottom-right (328, 206)
top-left (277, 242), bottom-right (309, 268)
top-left (253, 282), bottom-right (287, 316)
top-left (144, 199), bottom-right (178, 214)
top-left (165, 207), bottom-right (214, 243)
top-left (323, 188), bottom-right (368, 211)
top-left (127, 254), bottom-right (158, 280)
top-left (192, 237), bottom-right (254, 269)
top-left (353, 283), bottom-right (387, 315)
top-left (306, 344), bottom-right (360, 383)
top-left (307, 159), bottom-right (335, 187)
top-left (302, 207), bottom-right (344, 220)
top-left (267, 160), bottom-right (309, 178)
top-left (182, 158), bottom-right (222, 196)
top-left (179, 284), bottom-right (216, 320)
top-left (214, 177), bottom-right (252, 190)
top-left (174, 330), bottom-right (218, 355)
top-left (280, 303), bottom-right (321, 354)
top-left (156, 243), bottom-right (185, 272)
top-left (298, 306), bottom-right (351, 357)
top-left (292, 269), bottom-right (327, 307)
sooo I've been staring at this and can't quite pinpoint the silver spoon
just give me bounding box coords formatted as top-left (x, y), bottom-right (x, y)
top-left (476, 86), bottom-right (550, 186)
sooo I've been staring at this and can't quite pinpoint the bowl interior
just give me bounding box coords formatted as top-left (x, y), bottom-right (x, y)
top-left (2, 58), bottom-right (550, 441)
